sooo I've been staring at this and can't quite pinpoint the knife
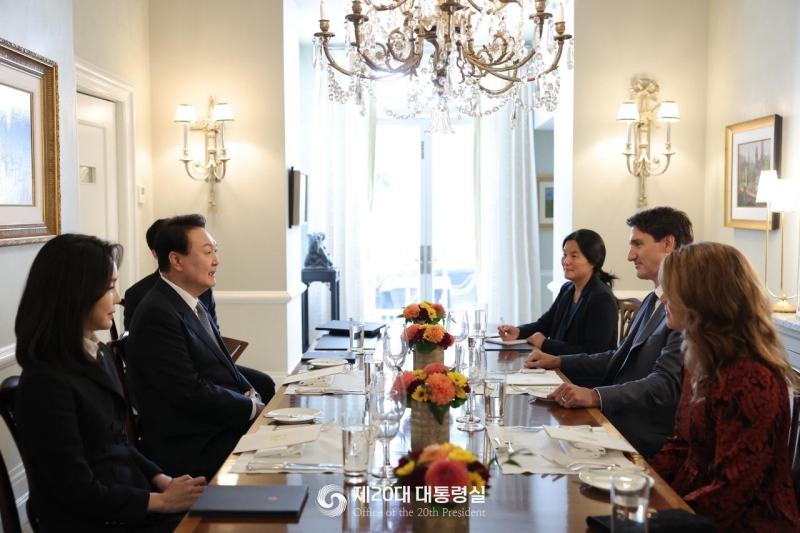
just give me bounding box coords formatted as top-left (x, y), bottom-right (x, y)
top-left (246, 462), bottom-right (343, 471)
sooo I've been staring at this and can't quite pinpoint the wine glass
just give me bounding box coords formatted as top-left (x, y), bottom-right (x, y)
top-left (370, 370), bottom-right (405, 484)
top-left (447, 311), bottom-right (470, 422)
top-left (383, 325), bottom-right (408, 370)
top-left (457, 345), bottom-right (487, 433)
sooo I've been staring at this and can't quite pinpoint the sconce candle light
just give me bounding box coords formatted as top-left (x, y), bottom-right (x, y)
top-left (174, 96), bottom-right (234, 212)
top-left (617, 78), bottom-right (680, 207)
top-left (756, 170), bottom-right (799, 313)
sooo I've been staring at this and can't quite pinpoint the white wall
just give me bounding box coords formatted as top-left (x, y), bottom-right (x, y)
top-left (0, 0), bottom-right (80, 521)
top-left (703, 0), bottom-right (800, 303)
top-left (148, 0), bottom-right (303, 376)
top-left (570, 0), bottom-right (710, 295)
top-left (73, 0), bottom-right (154, 281)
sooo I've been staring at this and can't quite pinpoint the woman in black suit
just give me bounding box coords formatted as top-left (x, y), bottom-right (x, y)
top-left (498, 229), bottom-right (618, 355)
top-left (14, 234), bottom-right (206, 532)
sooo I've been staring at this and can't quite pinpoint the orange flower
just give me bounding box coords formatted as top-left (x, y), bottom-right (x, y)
top-left (422, 324), bottom-right (446, 344)
top-left (423, 459), bottom-right (470, 501)
top-left (431, 303), bottom-right (446, 316)
top-left (401, 370), bottom-right (418, 389)
top-left (418, 443), bottom-right (456, 464)
top-left (403, 304), bottom-right (420, 320)
top-left (427, 372), bottom-right (456, 405)
top-left (423, 363), bottom-right (449, 375)
top-left (405, 324), bottom-right (421, 342)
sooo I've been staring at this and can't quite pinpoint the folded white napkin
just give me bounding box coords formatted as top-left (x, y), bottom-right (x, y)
top-left (254, 443), bottom-right (305, 458)
top-left (557, 438), bottom-right (605, 459)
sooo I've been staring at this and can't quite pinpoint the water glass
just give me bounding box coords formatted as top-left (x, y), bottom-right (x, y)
top-left (468, 307), bottom-right (487, 348)
top-left (383, 325), bottom-right (408, 370)
top-left (342, 411), bottom-right (371, 484)
top-left (610, 473), bottom-right (651, 533)
top-left (350, 318), bottom-right (366, 354)
top-left (484, 378), bottom-right (506, 424)
top-left (457, 345), bottom-right (487, 433)
top-left (363, 357), bottom-right (383, 391)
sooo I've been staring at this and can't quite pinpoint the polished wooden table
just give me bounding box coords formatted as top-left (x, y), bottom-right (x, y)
top-left (176, 351), bottom-right (690, 532)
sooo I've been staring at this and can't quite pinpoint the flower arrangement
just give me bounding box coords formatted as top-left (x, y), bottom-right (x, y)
top-left (394, 443), bottom-right (490, 503)
top-left (400, 302), bottom-right (454, 354)
top-left (400, 363), bottom-right (469, 424)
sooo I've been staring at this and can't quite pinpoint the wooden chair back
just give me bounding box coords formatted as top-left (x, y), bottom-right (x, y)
top-left (617, 298), bottom-right (642, 345)
top-left (105, 334), bottom-right (140, 449)
top-left (0, 376), bottom-right (38, 533)
top-left (222, 336), bottom-right (249, 363)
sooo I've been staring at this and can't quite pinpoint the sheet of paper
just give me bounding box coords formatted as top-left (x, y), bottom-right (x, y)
top-left (506, 371), bottom-right (564, 387)
top-left (282, 365), bottom-right (345, 384)
top-left (485, 336), bottom-right (529, 346)
top-left (285, 371), bottom-right (366, 395)
top-left (232, 423), bottom-right (322, 454)
top-left (543, 425), bottom-right (637, 453)
top-left (230, 426), bottom-right (344, 473)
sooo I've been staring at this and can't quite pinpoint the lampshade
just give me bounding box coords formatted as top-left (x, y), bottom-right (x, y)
top-left (211, 103), bottom-right (234, 122)
top-left (756, 170), bottom-right (778, 204)
top-left (616, 102), bottom-right (639, 122)
top-left (173, 104), bottom-right (196, 123)
top-left (768, 179), bottom-right (800, 213)
top-left (656, 101), bottom-right (680, 122)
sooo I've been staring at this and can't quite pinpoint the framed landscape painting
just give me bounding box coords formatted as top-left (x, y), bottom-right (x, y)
top-left (0, 39), bottom-right (60, 246)
top-left (724, 114), bottom-right (781, 230)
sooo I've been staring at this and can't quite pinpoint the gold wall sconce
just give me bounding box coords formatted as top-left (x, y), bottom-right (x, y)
top-left (756, 171), bottom-right (799, 313)
top-left (174, 97), bottom-right (234, 212)
top-left (617, 77), bottom-right (680, 207)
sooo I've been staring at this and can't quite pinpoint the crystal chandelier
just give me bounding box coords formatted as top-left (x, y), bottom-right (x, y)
top-left (312, 0), bottom-right (574, 133)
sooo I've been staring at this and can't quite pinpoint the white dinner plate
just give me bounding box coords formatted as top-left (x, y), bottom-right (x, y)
top-left (307, 358), bottom-right (348, 368)
top-left (578, 471), bottom-right (654, 491)
top-left (267, 407), bottom-right (323, 424)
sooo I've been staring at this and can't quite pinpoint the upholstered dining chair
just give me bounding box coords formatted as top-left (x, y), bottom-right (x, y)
top-left (222, 336), bottom-right (249, 364)
top-left (789, 384), bottom-right (800, 512)
top-left (617, 298), bottom-right (642, 345)
top-left (105, 333), bottom-right (140, 449)
top-left (0, 376), bottom-right (38, 533)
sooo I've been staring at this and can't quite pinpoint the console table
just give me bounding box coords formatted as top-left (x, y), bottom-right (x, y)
top-left (301, 268), bottom-right (340, 352)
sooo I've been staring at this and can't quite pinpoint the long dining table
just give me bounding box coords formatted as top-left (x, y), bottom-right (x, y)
top-left (175, 348), bottom-right (690, 532)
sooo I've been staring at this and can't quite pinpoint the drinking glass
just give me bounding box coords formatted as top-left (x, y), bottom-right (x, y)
top-left (468, 307), bottom-right (487, 348)
top-left (457, 346), bottom-right (487, 432)
top-left (484, 378), bottom-right (506, 424)
top-left (447, 310), bottom-right (470, 423)
top-left (610, 473), bottom-right (651, 533)
top-left (342, 411), bottom-right (371, 484)
top-left (370, 370), bottom-right (405, 484)
top-left (382, 325), bottom-right (408, 370)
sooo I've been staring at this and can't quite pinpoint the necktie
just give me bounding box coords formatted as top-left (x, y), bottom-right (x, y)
top-left (196, 304), bottom-right (216, 339)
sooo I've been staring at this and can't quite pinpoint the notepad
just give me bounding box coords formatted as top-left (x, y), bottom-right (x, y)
top-left (189, 485), bottom-right (308, 517)
top-left (232, 423), bottom-right (322, 454)
top-left (486, 336), bottom-right (529, 346)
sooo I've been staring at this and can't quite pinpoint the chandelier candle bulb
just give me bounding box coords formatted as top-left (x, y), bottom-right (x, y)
top-left (319, 0), bottom-right (327, 21)
top-left (555, 2), bottom-right (565, 23)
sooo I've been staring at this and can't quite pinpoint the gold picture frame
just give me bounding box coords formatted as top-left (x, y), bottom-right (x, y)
top-left (537, 176), bottom-right (553, 229)
top-left (0, 38), bottom-right (60, 246)
top-left (724, 114), bottom-right (781, 230)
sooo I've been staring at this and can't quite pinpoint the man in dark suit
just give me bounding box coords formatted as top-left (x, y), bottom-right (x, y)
top-left (125, 218), bottom-right (274, 402)
top-left (526, 206), bottom-right (694, 458)
top-left (127, 214), bottom-right (266, 480)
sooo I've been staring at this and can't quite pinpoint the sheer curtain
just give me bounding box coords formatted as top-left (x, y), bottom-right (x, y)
top-left (473, 95), bottom-right (542, 325)
top-left (307, 67), bottom-right (374, 333)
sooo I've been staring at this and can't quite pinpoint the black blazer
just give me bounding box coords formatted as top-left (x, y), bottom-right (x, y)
top-left (123, 270), bottom-right (216, 330)
top-left (517, 274), bottom-right (618, 355)
top-left (16, 346), bottom-right (161, 532)
top-left (126, 279), bottom-right (252, 478)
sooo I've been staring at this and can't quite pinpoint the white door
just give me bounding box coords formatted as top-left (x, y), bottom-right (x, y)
top-left (77, 92), bottom-right (120, 340)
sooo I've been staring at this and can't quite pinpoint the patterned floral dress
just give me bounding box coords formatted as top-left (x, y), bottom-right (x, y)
top-left (649, 359), bottom-right (800, 532)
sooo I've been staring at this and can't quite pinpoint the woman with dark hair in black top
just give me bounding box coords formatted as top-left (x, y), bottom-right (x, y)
top-left (14, 234), bottom-right (206, 532)
top-left (498, 229), bottom-right (619, 355)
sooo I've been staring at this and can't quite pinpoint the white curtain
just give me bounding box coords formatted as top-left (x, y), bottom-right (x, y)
top-left (474, 94), bottom-right (542, 325)
top-left (307, 67), bottom-right (374, 332)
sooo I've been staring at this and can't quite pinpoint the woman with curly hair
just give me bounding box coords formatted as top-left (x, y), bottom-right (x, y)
top-left (650, 241), bottom-right (800, 532)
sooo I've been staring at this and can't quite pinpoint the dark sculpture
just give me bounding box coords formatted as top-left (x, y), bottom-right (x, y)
top-left (304, 232), bottom-right (334, 269)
